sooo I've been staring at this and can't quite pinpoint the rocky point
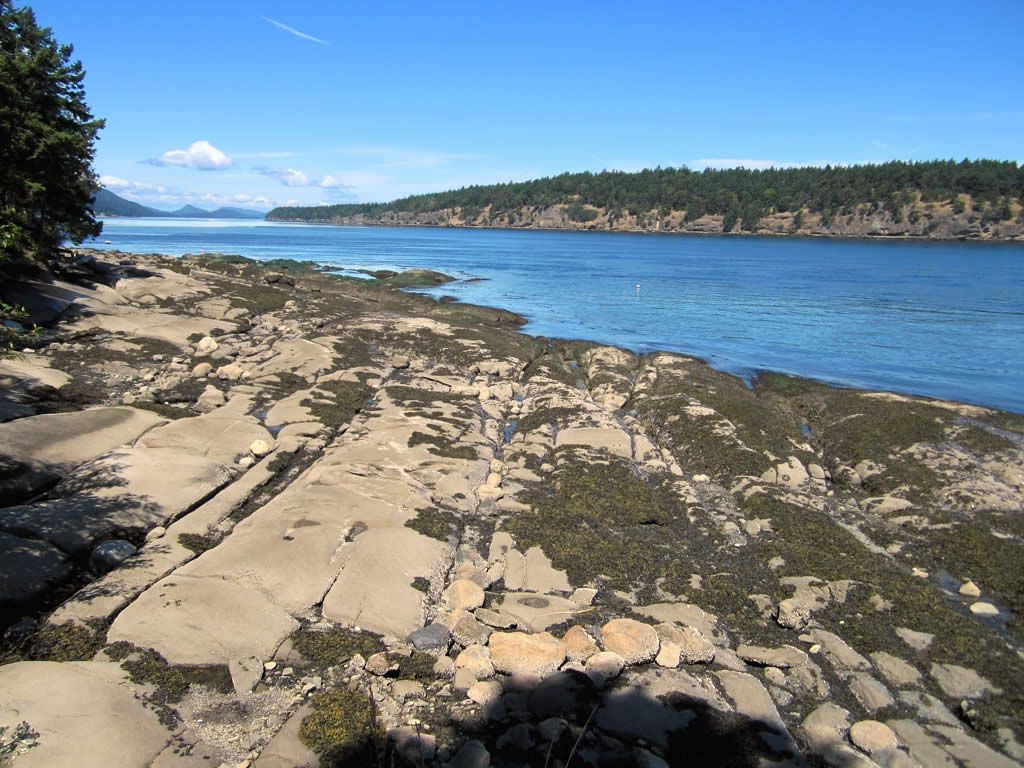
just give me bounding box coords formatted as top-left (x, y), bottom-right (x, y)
top-left (0, 248), bottom-right (1022, 768)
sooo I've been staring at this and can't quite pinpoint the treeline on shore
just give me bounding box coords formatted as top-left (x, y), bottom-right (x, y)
top-left (267, 159), bottom-right (1024, 232)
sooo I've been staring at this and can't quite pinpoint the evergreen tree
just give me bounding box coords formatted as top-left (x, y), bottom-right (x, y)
top-left (0, 1), bottom-right (104, 261)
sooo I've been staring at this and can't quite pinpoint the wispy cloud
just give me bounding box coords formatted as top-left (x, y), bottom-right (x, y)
top-left (262, 16), bottom-right (328, 45)
top-left (147, 140), bottom-right (233, 170)
top-left (253, 166), bottom-right (312, 186)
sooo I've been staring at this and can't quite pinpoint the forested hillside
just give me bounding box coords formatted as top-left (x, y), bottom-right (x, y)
top-left (267, 160), bottom-right (1024, 239)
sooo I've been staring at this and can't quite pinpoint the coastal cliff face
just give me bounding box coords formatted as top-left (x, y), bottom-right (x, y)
top-left (273, 197), bottom-right (1024, 240)
top-left (1, 251), bottom-right (1023, 767)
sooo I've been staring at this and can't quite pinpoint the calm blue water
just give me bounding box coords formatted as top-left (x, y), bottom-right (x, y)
top-left (89, 218), bottom-right (1024, 413)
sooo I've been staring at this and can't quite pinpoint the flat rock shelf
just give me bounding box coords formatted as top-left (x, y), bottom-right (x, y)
top-left (0, 249), bottom-right (1022, 768)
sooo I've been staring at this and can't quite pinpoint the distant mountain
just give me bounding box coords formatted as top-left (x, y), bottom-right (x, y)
top-left (91, 188), bottom-right (266, 220)
top-left (207, 206), bottom-right (265, 219)
top-left (92, 188), bottom-right (167, 217)
top-left (170, 204), bottom-right (210, 217)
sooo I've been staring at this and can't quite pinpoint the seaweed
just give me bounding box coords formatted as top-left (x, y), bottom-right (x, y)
top-left (290, 627), bottom-right (384, 668)
top-left (407, 431), bottom-right (477, 460)
top-left (405, 505), bottom-right (461, 541)
top-left (299, 687), bottom-right (379, 765)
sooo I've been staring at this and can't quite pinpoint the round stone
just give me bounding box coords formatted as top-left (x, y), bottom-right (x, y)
top-left (849, 720), bottom-right (899, 754)
top-left (249, 439), bottom-right (272, 458)
top-left (90, 539), bottom-right (138, 574)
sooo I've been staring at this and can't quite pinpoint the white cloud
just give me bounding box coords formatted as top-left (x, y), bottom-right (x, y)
top-left (319, 175), bottom-right (348, 188)
top-left (152, 140), bottom-right (233, 170)
top-left (100, 175), bottom-right (166, 194)
top-left (262, 16), bottom-right (328, 45)
top-left (253, 166), bottom-right (312, 186)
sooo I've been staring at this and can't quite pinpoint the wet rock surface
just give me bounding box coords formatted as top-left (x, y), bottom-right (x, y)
top-left (0, 249), bottom-right (1022, 767)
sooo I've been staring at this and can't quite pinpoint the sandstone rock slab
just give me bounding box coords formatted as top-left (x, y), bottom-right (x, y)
top-left (323, 527), bottom-right (450, 639)
top-left (138, 402), bottom-right (271, 465)
top-left (107, 574), bottom-right (298, 665)
top-left (0, 406), bottom-right (166, 470)
top-left (497, 591), bottom-right (581, 632)
top-left (0, 531), bottom-right (73, 609)
top-left (0, 447), bottom-right (231, 557)
top-left (555, 426), bottom-right (632, 458)
top-left (0, 661), bottom-right (171, 767)
top-left (929, 663), bottom-right (999, 699)
top-left (737, 643), bottom-right (808, 669)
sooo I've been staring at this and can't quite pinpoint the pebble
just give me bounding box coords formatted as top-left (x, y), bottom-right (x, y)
top-left (969, 601), bottom-right (999, 616)
top-left (959, 580), bottom-right (982, 598)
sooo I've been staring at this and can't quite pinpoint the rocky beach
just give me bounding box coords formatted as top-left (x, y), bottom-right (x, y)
top-left (1, 249), bottom-right (1022, 768)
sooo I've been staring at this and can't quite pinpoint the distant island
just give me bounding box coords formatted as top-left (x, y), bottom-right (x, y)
top-left (267, 160), bottom-right (1024, 240)
top-left (92, 188), bottom-right (265, 220)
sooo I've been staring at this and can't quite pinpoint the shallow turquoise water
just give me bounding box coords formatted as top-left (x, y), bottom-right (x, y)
top-left (90, 219), bottom-right (1024, 412)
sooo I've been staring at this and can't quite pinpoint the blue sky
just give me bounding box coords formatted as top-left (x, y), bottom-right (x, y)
top-left (29, 0), bottom-right (1024, 211)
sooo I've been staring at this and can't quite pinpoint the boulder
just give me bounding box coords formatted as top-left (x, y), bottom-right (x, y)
top-left (195, 384), bottom-right (226, 412)
top-left (408, 623), bottom-right (450, 651)
top-left (89, 539), bottom-right (137, 574)
top-left (444, 578), bottom-right (485, 610)
top-left (456, 644), bottom-right (495, 680)
top-left (601, 618), bottom-right (660, 664)
top-left (488, 631), bottom-right (566, 677)
top-left (849, 720), bottom-right (899, 755)
top-left (657, 624), bottom-right (715, 664)
top-left (194, 335), bottom-right (219, 354)
top-left (563, 625), bottom-right (599, 663)
top-left (584, 651), bottom-right (625, 687)
top-left (249, 438), bottom-right (273, 458)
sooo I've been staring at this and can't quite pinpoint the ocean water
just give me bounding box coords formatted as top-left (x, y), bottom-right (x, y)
top-left (89, 218), bottom-right (1024, 413)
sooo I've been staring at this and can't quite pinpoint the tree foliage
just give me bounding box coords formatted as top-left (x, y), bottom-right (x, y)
top-left (268, 160), bottom-right (1024, 227)
top-left (0, 1), bottom-right (104, 260)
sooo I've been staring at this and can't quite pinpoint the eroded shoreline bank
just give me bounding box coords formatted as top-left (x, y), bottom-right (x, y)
top-left (0, 249), bottom-right (1022, 767)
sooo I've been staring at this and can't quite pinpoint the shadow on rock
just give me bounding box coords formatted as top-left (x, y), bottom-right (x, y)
top-left (299, 668), bottom-right (798, 768)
